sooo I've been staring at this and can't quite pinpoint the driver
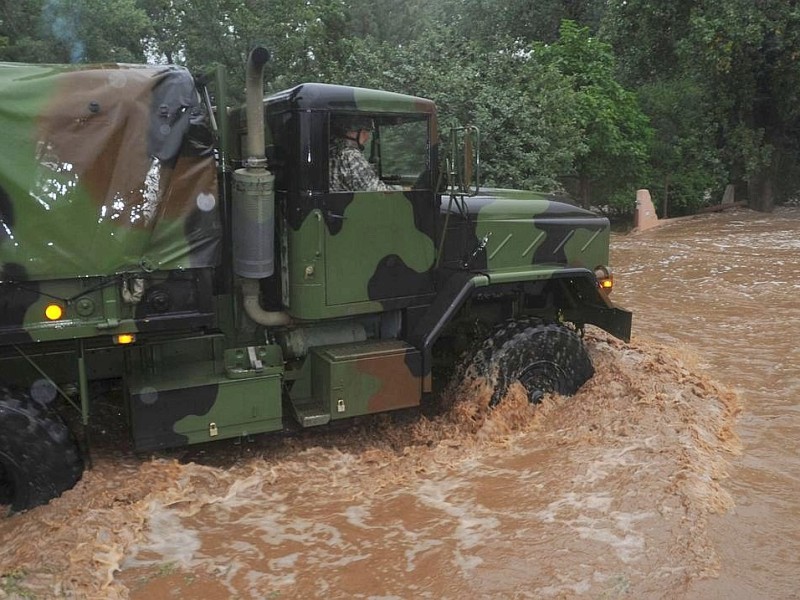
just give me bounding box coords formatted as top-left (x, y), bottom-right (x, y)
top-left (329, 116), bottom-right (401, 192)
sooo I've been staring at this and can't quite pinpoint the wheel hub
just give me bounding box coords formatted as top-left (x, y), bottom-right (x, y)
top-left (517, 360), bottom-right (568, 402)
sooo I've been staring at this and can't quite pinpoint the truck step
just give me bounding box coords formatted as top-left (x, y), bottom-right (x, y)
top-left (290, 399), bottom-right (331, 428)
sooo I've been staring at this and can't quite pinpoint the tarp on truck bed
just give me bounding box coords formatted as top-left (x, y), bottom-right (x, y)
top-left (0, 62), bottom-right (221, 281)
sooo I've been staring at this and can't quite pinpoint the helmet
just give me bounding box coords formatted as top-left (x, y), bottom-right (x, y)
top-left (332, 115), bottom-right (374, 136)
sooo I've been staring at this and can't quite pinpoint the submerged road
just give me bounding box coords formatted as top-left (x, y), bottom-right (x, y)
top-left (0, 206), bottom-right (797, 599)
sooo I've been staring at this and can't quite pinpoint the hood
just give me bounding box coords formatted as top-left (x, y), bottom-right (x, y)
top-left (439, 188), bottom-right (610, 274)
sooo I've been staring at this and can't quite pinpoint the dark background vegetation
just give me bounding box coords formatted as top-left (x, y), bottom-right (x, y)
top-left (3, 0), bottom-right (798, 215)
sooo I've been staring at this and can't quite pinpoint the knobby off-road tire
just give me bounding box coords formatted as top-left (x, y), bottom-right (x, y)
top-left (0, 387), bottom-right (84, 513)
top-left (463, 318), bottom-right (594, 405)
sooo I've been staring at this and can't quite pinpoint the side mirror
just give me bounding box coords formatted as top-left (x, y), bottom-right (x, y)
top-left (447, 125), bottom-right (480, 196)
top-left (463, 126), bottom-right (480, 195)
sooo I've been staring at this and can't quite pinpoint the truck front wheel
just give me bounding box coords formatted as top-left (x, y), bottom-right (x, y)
top-left (0, 387), bottom-right (83, 513)
top-left (463, 319), bottom-right (594, 405)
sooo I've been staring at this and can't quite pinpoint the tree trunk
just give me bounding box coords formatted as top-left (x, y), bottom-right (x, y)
top-left (578, 176), bottom-right (591, 209)
top-left (748, 168), bottom-right (775, 213)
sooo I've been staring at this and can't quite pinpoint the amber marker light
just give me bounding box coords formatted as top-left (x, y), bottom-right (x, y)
top-left (114, 333), bottom-right (136, 345)
top-left (44, 303), bottom-right (64, 320)
top-left (594, 266), bottom-right (614, 293)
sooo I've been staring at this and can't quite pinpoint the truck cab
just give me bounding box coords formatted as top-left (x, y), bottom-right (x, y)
top-left (232, 83), bottom-right (440, 318)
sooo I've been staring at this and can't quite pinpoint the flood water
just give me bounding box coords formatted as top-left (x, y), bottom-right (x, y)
top-left (612, 207), bottom-right (800, 600)
top-left (0, 207), bottom-right (797, 599)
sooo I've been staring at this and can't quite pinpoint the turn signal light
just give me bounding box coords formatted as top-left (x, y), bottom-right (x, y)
top-left (594, 266), bottom-right (614, 293)
top-left (44, 303), bottom-right (64, 321)
top-left (114, 333), bottom-right (136, 345)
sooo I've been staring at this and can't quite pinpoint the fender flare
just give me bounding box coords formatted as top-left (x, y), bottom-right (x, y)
top-left (408, 268), bottom-right (632, 375)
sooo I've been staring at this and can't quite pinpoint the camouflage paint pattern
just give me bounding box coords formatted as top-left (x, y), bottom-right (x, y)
top-left (0, 62), bottom-right (220, 345)
top-left (0, 66), bottom-right (630, 458)
top-left (259, 84), bottom-right (438, 321)
top-left (0, 63), bottom-right (221, 343)
top-left (444, 191), bottom-right (611, 273)
top-left (130, 374), bottom-right (283, 451)
top-left (259, 84), bottom-right (625, 339)
top-left (0, 269), bottom-right (214, 345)
top-left (441, 189), bottom-right (630, 339)
top-left (283, 190), bottom-right (436, 319)
top-left (311, 340), bottom-right (422, 420)
top-left (0, 62), bottom-right (220, 280)
top-left (130, 346), bottom-right (284, 451)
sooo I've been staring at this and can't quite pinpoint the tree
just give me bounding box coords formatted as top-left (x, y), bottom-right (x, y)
top-left (604, 0), bottom-right (800, 211)
top-left (1, 0), bottom-right (150, 63)
top-left (537, 21), bottom-right (651, 208)
top-left (600, 0), bottom-right (696, 86)
top-left (601, 0), bottom-right (724, 214)
top-left (440, 0), bottom-right (606, 45)
top-left (334, 29), bottom-right (584, 191)
top-left (346, 0), bottom-right (433, 44)
top-left (137, 0), bottom-right (359, 99)
top-left (682, 0), bottom-right (800, 211)
top-left (638, 78), bottom-right (724, 216)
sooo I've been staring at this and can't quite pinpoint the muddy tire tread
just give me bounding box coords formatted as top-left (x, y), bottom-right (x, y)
top-left (0, 386), bottom-right (83, 512)
top-left (456, 318), bottom-right (593, 405)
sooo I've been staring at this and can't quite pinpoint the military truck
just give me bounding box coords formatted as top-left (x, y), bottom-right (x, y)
top-left (0, 48), bottom-right (631, 513)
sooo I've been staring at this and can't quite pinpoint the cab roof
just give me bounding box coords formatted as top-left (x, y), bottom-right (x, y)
top-left (264, 83), bottom-right (436, 115)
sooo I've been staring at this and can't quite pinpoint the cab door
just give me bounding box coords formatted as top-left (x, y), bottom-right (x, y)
top-left (323, 114), bottom-right (437, 307)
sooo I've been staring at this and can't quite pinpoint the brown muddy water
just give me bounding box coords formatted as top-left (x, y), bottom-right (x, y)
top-left (0, 207), bottom-right (797, 599)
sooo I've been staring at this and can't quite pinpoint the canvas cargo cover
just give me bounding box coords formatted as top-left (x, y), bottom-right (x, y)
top-left (0, 62), bottom-right (221, 281)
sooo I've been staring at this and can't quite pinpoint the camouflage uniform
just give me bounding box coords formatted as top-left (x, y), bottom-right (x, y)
top-left (328, 138), bottom-right (399, 192)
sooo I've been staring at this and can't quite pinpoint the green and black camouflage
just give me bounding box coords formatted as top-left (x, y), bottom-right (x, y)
top-left (0, 64), bottom-right (630, 479)
top-left (0, 62), bottom-right (219, 348)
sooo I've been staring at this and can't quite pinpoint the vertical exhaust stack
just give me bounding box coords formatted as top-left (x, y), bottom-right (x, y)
top-left (244, 46), bottom-right (271, 168)
top-left (234, 46), bottom-right (273, 279)
top-left (234, 46), bottom-right (291, 327)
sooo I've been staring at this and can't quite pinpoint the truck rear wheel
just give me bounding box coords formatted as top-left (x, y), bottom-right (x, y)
top-left (0, 387), bottom-right (83, 513)
top-left (463, 319), bottom-right (594, 405)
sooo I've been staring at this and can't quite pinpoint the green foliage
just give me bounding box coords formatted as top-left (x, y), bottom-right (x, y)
top-left (441, 0), bottom-right (606, 45)
top-left (134, 0), bottom-right (360, 99)
top-left (601, 0), bottom-right (696, 85)
top-left (685, 1), bottom-right (800, 209)
top-left (470, 57), bottom-right (581, 190)
top-left (636, 77), bottom-right (724, 215)
top-left (6, 0), bottom-right (800, 211)
top-left (605, 0), bottom-right (800, 210)
top-left (347, 0), bottom-right (433, 44)
top-left (333, 31), bottom-right (583, 191)
top-left (0, 0), bottom-right (150, 63)
top-left (536, 21), bottom-right (652, 206)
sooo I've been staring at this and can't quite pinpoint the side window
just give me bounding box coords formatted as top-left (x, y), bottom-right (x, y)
top-left (328, 113), bottom-right (429, 192)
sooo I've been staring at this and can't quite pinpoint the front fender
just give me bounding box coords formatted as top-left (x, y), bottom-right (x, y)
top-left (409, 268), bottom-right (631, 372)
